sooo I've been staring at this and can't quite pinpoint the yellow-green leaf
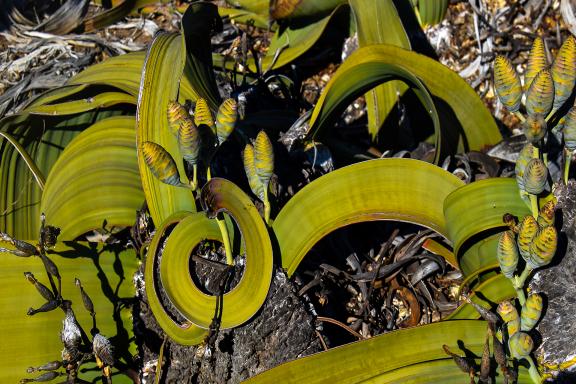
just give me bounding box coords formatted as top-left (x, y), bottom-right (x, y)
top-left (309, 45), bottom-right (501, 163)
top-left (40, 116), bottom-right (143, 240)
top-left (273, 158), bottom-right (464, 276)
top-left (136, 33), bottom-right (196, 226)
top-left (144, 212), bottom-right (208, 345)
top-left (0, 243), bottom-right (138, 383)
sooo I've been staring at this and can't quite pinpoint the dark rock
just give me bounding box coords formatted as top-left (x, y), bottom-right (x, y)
top-left (530, 180), bottom-right (576, 378)
top-left (134, 266), bottom-right (322, 384)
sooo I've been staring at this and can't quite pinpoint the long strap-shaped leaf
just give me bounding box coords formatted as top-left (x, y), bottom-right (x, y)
top-left (448, 273), bottom-right (515, 321)
top-left (443, 178), bottom-right (530, 276)
top-left (0, 132), bottom-right (45, 190)
top-left (0, 107), bottom-right (126, 239)
top-left (69, 52), bottom-right (146, 97)
top-left (243, 320), bottom-right (487, 383)
top-left (181, 2), bottom-right (222, 109)
top-left (144, 212), bottom-right (208, 345)
top-left (273, 158), bottom-right (464, 277)
top-left (350, 0), bottom-right (411, 141)
top-left (26, 92), bottom-right (135, 116)
top-left (40, 116), bottom-right (143, 240)
top-left (136, 32), bottom-right (196, 226)
top-left (308, 45), bottom-right (501, 163)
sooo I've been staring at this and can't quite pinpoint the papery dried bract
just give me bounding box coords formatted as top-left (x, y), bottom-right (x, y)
top-left (494, 55), bottom-right (523, 112)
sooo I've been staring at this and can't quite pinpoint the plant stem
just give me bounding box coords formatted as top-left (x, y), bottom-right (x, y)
top-left (513, 266), bottom-right (533, 306)
top-left (564, 149), bottom-right (572, 185)
top-left (263, 189), bottom-right (271, 225)
top-left (206, 166), bottom-right (212, 181)
top-left (530, 193), bottom-right (539, 219)
top-left (216, 214), bottom-right (234, 266)
top-left (191, 164), bottom-right (198, 191)
top-left (532, 145), bottom-right (539, 159)
top-left (515, 111), bottom-right (526, 123)
top-left (526, 355), bottom-right (543, 384)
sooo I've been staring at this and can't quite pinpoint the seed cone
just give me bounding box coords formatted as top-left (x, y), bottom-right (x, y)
top-left (525, 69), bottom-right (554, 117)
top-left (508, 332), bottom-right (534, 358)
top-left (528, 225), bottom-right (557, 268)
top-left (522, 158), bottom-right (548, 195)
top-left (517, 215), bottom-right (540, 262)
top-left (494, 55), bottom-right (522, 112)
top-left (521, 293), bottom-right (543, 331)
top-left (497, 231), bottom-right (519, 278)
